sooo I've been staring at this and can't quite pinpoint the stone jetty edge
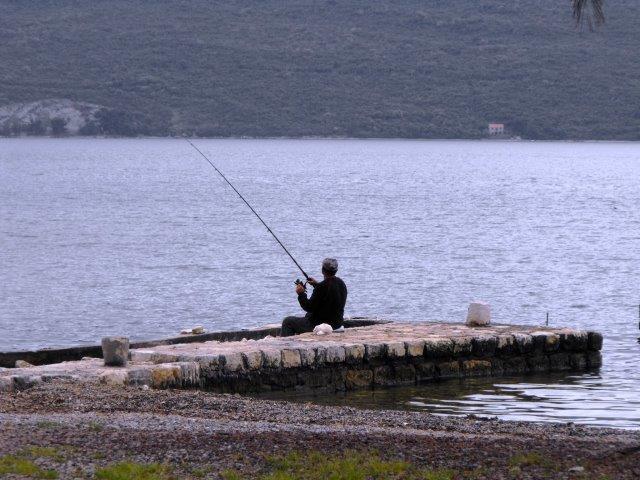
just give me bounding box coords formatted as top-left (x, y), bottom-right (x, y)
top-left (0, 317), bottom-right (388, 368)
top-left (0, 322), bottom-right (603, 394)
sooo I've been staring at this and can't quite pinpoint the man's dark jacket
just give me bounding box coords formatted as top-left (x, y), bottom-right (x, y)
top-left (297, 276), bottom-right (347, 329)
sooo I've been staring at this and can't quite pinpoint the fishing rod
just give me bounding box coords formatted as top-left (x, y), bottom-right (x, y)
top-left (184, 138), bottom-right (310, 283)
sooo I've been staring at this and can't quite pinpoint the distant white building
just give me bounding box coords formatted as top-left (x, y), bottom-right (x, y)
top-left (488, 123), bottom-right (505, 135)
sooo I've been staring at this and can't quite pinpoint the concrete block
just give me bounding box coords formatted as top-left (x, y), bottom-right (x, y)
top-left (298, 348), bottom-right (316, 367)
top-left (490, 358), bottom-right (504, 375)
top-left (452, 337), bottom-right (473, 356)
top-left (99, 370), bottom-right (128, 386)
top-left (549, 353), bottom-right (571, 371)
top-left (437, 361), bottom-right (460, 378)
top-left (393, 364), bottom-right (416, 384)
top-left (526, 355), bottom-right (550, 373)
top-left (405, 340), bottom-right (425, 357)
top-left (471, 336), bottom-right (497, 357)
top-left (415, 362), bottom-right (436, 381)
top-left (221, 353), bottom-right (244, 372)
top-left (242, 351), bottom-right (263, 370)
top-left (196, 354), bottom-right (221, 369)
top-left (281, 349), bottom-right (302, 368)
top-left (587, 331), bottom-right (603, 351)
top-left (373, 365), bottom-right (395, 387)
top-left (344, 344), bottom-right (365, 363)
top-left (126, 368), bottom-right (152, 386)
top-left (151, 365), bottom-right (181, 388)
top-left (101, 336), bottom-right (129, 367)
top-left (569, 353), bottom-right (587, 370)
top-left (462, 360), bottom-right (492, 377)
top-left (261, 349), bottom-right (281, 368)
top-left (504, 357), bottom-right (527, 374)
top-left (0, 376), bottom-right (14, 392)
top-left (345, 369), bottom-right (373, 389)
top-left (466, 301), bottom-right (491, 326)
top-left (513, 333), bottom-right (533, 354)
top-left (496, 335), bottom-right (516, 355)
top-left (178, 362), bottom-right (200, 386)
top-left (325, 345), bottom-right (346, 363)
top-left (587, 351), bottom-right (602, 369)
top-left (364, 343), bottom-right (386, 361)
top-left (386, 342), bottom-right (406, 358)
top-left (560, 331), bottom-right (588, 352)
top-left (314, 346), bottom-right (327, 365)
top-left (424, 338), bottom-right (454, 359)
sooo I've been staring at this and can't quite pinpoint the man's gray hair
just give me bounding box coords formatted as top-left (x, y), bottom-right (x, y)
top-left (322, 258), bottom-right (338, 274)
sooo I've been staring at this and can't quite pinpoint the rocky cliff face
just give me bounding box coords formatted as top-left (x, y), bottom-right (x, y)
top-left (0, 99), bottom-right (103, 136)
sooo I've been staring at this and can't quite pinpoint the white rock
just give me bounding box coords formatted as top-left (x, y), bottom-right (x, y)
top-left (313, 323), bottom-right (333, 335)
top-left (15, 360), bottom-right (34, 368)
top-left (466, 301), bottom-right (491, 326)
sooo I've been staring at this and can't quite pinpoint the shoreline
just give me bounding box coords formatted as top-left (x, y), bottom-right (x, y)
top-left (1, 382), bottom-right (639, 479)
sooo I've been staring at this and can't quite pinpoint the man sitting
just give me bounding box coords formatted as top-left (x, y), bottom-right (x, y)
top-left (281, 258), bottom-right (348, 337)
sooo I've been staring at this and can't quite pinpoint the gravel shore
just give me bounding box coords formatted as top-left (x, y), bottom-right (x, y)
top-left (1, 382), bottom-right (639, 479)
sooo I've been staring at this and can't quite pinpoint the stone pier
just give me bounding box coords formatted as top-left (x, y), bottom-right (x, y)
top-left (0, 322), bottom-right (602, 394)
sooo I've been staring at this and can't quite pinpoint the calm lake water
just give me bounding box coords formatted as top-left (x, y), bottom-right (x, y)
top-left (1, 138), bottom-right (639, 428)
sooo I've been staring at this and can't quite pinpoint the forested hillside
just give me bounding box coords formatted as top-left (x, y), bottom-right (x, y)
top-left (1, 0), bottom-right (638, 139)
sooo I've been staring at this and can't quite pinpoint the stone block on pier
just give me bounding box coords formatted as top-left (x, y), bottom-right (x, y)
top-left (101, 336), bottom-right (129, 367)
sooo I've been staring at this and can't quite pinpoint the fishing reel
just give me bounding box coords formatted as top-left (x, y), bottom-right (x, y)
top-left (294, 278), bottom-right (307, 292)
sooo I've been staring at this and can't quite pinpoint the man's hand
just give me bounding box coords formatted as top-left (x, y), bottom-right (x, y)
top-left (295, 283), bottom-right (306, 295)
top-left (307, 277), bottom-right (318, 287)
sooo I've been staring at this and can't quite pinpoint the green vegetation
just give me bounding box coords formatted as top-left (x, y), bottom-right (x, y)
top-left (95, 461), bottom-right (174, 480)
top-left (508, 452), bottom-right (554, 469)
top-left (0, 454), bottom-right (58, 479)
top-left (0, 0), bottom-right (636, 140)
top-left (225, 451), bottom-right (456, 480)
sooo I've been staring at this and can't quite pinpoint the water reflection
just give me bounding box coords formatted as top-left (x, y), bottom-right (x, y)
top-left (257, 372), bottom-right (640, 430)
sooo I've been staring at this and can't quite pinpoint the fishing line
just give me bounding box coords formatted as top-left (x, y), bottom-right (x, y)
top-left (184, 138), bottom-right (309, 280)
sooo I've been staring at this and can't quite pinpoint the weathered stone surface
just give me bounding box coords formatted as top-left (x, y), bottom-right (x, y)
top-left (280, 349), bottom-right (302, 368)
top-left (549, 352), bottom-right (571, 371)
top-left (496, 334), bottom-right (516, 355)
top-left (195, 354), bottom-right (220, 369)
top-left (437, 361), bottom-right (460, 378)
top-left (242, 351), bottom-right (263, 370)
top-left (178, 362), bottom-right (200, 386)
top-left (587, 351), bottom-right (602, 368)
top-left (393, 364), bottom-right (416, 384)
top-left (544, 333), bottom-right (560, 353)
top-left (344, 344), bottom-right (365, 363)
top-left (386, 342), bottom-right (406, 358)
top-left (101, 336), bottom-right (129, 367)
top-left (452, 337), bottom-right (472, 356)
top-left (424, 338), bottom-right (454, 359)
top-left (364, 343), bottom-right (386, 361)
top-left (0, 376), bottom-right (14, 392)
top-left (126, 368), bottom-right (152, 386)
top-left (415, 362), bottom-right (436, 381)
top-left (405, 340), bottom-right (425, 357)
top-left (560, 331), bottom-right (588, 352)
top-left (261, 349), bottom-right (281, 368)
top-left (298, 348), bottom-right (316, 367)
top-left (527, 355), bottom-right (550, 373)
top-left (466, 301), bottom-right (491, 326)
top-left (490, 358), bottom-right (504, 375)
top-left (15, 360), bottom-right (34, 368)
top-left (151, 365), bottom-right (180, 388)
top-left (503, 357), bottom-right (527, 374)
top-left (12, 375), bottom-right (42, 391)
top-left (587, 331), bottom-right (603, 351)
top-left (462, 360), bottom-right (492, 376)
top-left (373, 365), bottom-right (394, 386)
top-left (99, 370), bottom-right (128, 386)
top-left (569, 353), bottom-right (587, 370)
top-left (513, 333), bottom-right (533, 354)
top-left (313, 346), bottom-right (327, 365)
top-left (41, 373), bottom-right (77, 382)
top-left (325, 345), bottom-right (346, 363)
top-left (221, 352), bottom-right (244, 372)
top-left (345, 369), bottom-right (373, 389)
top-left (471, 336), bottom-right (497, 357)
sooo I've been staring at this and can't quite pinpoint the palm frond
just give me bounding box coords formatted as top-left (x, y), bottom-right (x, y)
top-left (573, 0), bottom-right (605, 29)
